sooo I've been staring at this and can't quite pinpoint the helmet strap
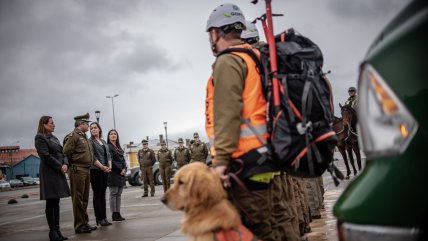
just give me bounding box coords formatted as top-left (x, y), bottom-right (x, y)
top-left (209, 30), bottom-right (220, 56)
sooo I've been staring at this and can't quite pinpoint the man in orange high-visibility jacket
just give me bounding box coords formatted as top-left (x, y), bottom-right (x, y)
top-left (205, 4), bottom-right (295, 241)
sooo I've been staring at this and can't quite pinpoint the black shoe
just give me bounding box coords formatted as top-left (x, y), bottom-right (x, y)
top-left (150, 193), bottom-right (154, 197)
top-left (103, 219), bottom-right (112, 226)
top-left (97, 219), bottom-right (111, 226)
top-left (75, 226), bottom-right (92, 234)
top-left (85, 225), bottom-right (97, 231)
top-left (48, 230), bottom-right (62, 241)
top-left (53, 206), bottom-right (68, 240)
top-left (112, 212), bottom-right (125, 221)
top-left (46, 207), bottom-right (63, 240)
top-left (56, 229), bottom-right (68, 240)
top-left (112, 212), bottom-right (119, 221)
top-left (142, 194), bottom-right (148, 197)
top-left (117, 213), bottom-right (126, 221)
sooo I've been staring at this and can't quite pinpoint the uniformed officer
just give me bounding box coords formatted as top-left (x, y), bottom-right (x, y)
top-left (138, 139), bottom-right (156, 197)
top-left (293, 177), bottom-right (311, 235)
top-left (157, 140), bottom-right (173, 192)
top-left (174, 138), bottom-right (191, 169)
top-left (63, 113), bottom-right (97, 234)
top-left (189, 132), bottom-right (208, 163)
top-left (345, 86), bottom-right (359, 110)
top-left (305, 178), bottom-right (323, 219)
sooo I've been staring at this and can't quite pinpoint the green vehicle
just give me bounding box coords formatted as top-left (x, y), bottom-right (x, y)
top-left (334, 1), bottom-right (428, 240)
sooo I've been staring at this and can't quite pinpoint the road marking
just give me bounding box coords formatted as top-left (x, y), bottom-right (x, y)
top-left (0, 214), bottom-right (45, 226)
top-left (0, 202), bottom-right (164, 227)
top-left (122, 203), bottom-right (163, 208)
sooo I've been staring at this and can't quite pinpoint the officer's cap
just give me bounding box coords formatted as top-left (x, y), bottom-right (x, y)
top-left (348, 87), bottom-right (357, 92)
top-left (142, 139), bottom-right (148, 144)
top-left (178, 138), bottom-right (183, 143)
top-left (193, 132), bottom-right (199, 138)
top-left (74, 113), bottom-right (91, 122)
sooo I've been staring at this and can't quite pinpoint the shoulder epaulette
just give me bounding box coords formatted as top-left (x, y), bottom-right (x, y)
top-left (63, 132), bottom-right (73, 143)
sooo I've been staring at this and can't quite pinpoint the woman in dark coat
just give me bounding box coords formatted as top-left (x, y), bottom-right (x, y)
top-left (107, 129), bottom-right (127, 221)
top-left (35, 116), bottom-right (71, 241)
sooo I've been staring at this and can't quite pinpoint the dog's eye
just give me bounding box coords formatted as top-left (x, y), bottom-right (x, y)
top-left (178, 180), bottom-right (184, 185)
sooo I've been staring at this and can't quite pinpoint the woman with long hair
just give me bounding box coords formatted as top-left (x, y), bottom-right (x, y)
top-left (107, 129), bottom-right (127, 221)
top-left (35, 116), bottom-right (70, 241)
top-left (89, 122), bottom-right (112, 226)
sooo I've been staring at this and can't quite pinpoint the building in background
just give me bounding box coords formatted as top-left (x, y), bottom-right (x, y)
top-left (0, 146), bottom-right (40, 180)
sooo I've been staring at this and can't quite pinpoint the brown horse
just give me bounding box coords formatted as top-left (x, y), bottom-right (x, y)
top-left (332, 104), bottom-right (361, 178)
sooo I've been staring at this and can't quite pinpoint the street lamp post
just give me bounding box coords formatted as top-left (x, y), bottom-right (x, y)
top-left (163, 122), bottom-right (168, 148)
top-left (95, 110), bottom-right (101, 123)
top-left (106, 94), bottom-right (119, 129)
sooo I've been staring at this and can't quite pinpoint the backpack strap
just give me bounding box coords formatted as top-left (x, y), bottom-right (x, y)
top-left (217, 47), bottom-right (262, 73)
top-left (217, 47), bottom-right (267, 98)
top-left (276, 75), bottom-right (297, 123)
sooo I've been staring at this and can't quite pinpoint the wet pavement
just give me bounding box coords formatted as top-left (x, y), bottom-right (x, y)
top-left (0, 152), bottom-right (363, 241)
top-left (306, 155), bottom-right (361, 241)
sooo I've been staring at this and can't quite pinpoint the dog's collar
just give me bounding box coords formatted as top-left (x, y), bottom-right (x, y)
top-left (211, 226), bottom-right (222, 233)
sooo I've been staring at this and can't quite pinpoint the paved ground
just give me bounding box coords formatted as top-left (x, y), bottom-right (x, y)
top-left (306, 155), bottom-right (362, 241)
top-left (0, 152), bottom-right (364, 241)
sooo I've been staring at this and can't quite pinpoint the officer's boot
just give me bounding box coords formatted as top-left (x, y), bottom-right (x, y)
top-left (46, 208), bottom-right (62, 241)
top-left (54, 206), bottom-right (67, 240)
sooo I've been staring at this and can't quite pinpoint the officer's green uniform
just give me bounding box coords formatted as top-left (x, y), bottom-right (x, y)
top-left (345, 95), bottom-right (358, 109)
top-left (63, 113), bottom-right (94, 232)
top-left (270, 173), bottom-right (301, 241)
top-left (305, 178), bottom-right (323, 219)
top-left (157, 144), bottom-right (173, 192)
top-left (138, 140), bottom-right (156, 197)
top-left (174, 138), bottom-right (191, 169)
top-left (293, 177), bottom-right (311, 235)
top-left (190, 133), bottom-right (208, 163)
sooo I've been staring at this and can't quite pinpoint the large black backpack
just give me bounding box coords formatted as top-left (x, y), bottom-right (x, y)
top-left (219, 28), bottom-right (342, 180)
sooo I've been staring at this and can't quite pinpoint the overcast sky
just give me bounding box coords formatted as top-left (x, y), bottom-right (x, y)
top-left (0, 0), bottom-right (410, 148)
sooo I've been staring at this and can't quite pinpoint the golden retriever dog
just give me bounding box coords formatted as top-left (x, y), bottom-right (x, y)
top-left (161, 162), bottom-right (258, 241)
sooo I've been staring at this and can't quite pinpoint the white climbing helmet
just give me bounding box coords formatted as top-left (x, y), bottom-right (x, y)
top-left (206, 3), bottom-right (246, 32)
top-left (241, 20), bottom-right (259, 39)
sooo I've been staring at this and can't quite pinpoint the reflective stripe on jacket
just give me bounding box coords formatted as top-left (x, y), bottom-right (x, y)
top-left (205, 44), bottom-right (268, 160)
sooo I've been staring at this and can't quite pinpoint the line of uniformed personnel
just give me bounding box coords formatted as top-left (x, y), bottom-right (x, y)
top-left (137, 132), bottom-right (209, 197)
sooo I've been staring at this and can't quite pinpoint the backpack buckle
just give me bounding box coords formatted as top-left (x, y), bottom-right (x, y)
top-left (297, 121), bottom-right (312, 135)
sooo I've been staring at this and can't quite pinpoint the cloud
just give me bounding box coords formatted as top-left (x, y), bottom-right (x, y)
top-left (327, 0), bottom-right (409, 22)
top-left (114, 35), bottom-right (182, 75)
top-left (0, 0), bottom-right (181, 147)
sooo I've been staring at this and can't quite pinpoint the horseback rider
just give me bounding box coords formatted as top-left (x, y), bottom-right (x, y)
top-left (345, 86), bottom-right (358, 110)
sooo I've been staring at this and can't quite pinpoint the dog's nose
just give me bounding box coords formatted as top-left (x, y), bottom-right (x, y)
top-left (160, 195), bottom-right (167, 204)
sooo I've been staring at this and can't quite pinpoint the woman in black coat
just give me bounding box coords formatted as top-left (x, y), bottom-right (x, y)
top-left (107, 129), bottom-right (127, 221)
top-left (35, 116), bottom-right (71, 241)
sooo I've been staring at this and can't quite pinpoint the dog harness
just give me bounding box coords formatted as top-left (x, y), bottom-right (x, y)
top-left (214, 224), bottom-right (261, 241)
